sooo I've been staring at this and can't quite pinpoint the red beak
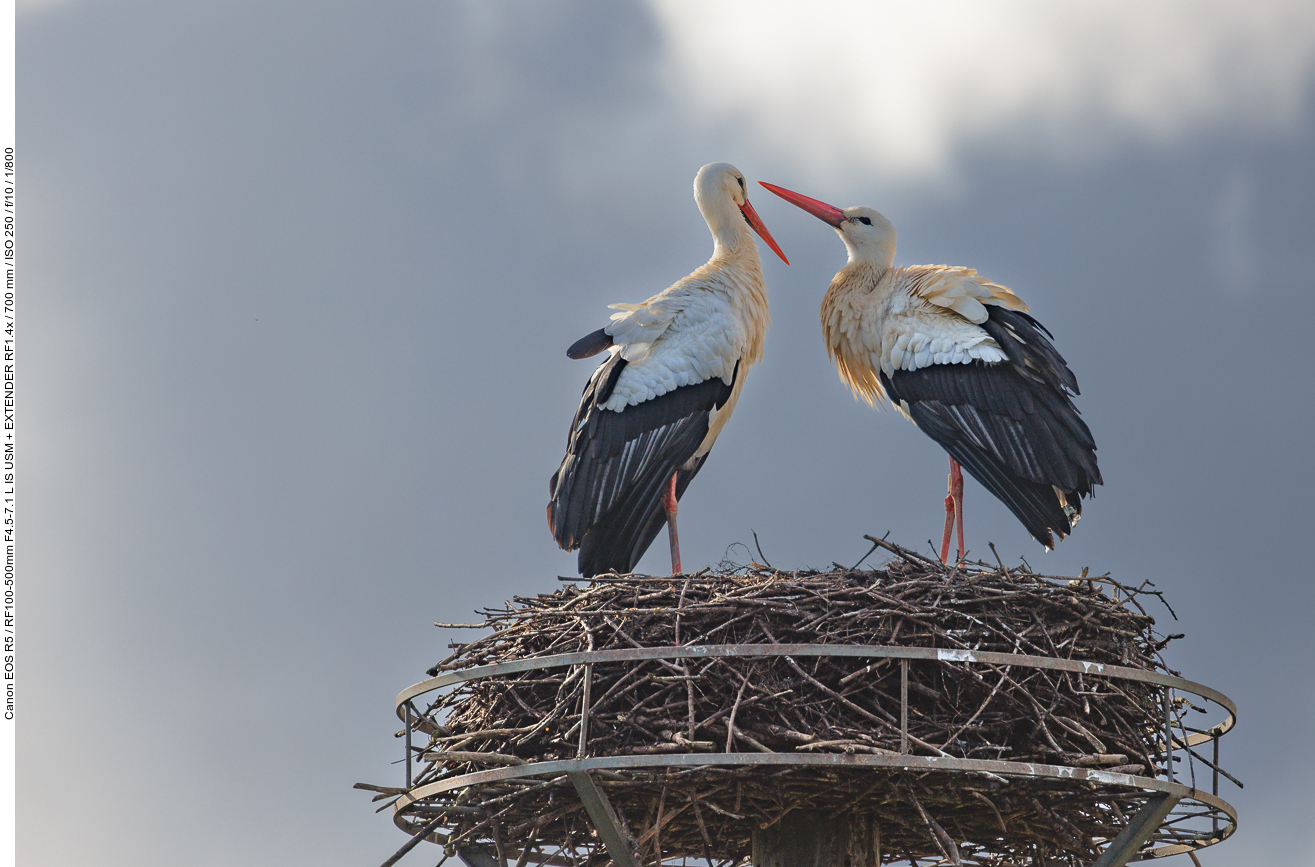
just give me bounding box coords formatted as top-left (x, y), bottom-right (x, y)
top-left (738, 197), bottom-right (790, 266)
top-left (759, 182), bottom-right (846, 229)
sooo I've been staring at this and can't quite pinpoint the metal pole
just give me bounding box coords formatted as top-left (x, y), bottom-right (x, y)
top-left (900, 659), bottom-right (909, 754)
top-left (578, 663), bottom-right (593, 758)
top-left (569, 771), bottom-right (641, 867)
top-left (1212, 734), bottom-right (1220, 836)
top-left (404, 703), bottom-right (412, 789)
top-left (1164, 688), bottom-right (1173, 783)
top-left (1090, 793), bottom-right (1179, 867)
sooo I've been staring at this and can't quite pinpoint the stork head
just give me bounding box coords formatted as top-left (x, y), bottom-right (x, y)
top-left (693, 163), bottom-right (789, 265)
top-left (758, 182), bottom-right (896, 269)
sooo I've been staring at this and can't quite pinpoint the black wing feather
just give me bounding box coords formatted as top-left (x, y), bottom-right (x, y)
top-left (575, 454), bottom-right (709, 578)
top-left (882, 306), bottom-right (1101, 548)
top-left (549, 355), bottom-right (737, 576)
top-left (567, 328), bottom-right (614, 359)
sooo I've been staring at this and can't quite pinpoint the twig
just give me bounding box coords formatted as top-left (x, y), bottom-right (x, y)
top-left (908, 787), bottom-right (962, 867)
top-left (726, 671), bottom-right (750, 753)
top-left (851, 531), bottom-right (888, 570)
top-left (378, 813), bottom-right (448, 867)
top-left (752, 530), bottom-right (773, 569)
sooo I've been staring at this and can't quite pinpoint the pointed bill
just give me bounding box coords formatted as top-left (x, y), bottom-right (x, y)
top-left (739, 197), bottom-right (790, 265)
top-left (759, 182), bottom-right (846, 228)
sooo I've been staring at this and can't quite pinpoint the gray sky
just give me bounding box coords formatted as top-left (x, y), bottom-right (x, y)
top-left (21, 1), bottom-right (1315, 864)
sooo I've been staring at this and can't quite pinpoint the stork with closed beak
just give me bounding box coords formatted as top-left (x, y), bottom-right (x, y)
top-left (548, 163), bottom-right (789, 577)
top-left (760, 182), bottom-right (1100, 562)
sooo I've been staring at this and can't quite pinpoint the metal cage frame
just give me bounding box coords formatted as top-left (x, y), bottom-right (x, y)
top-left (391, 644), bottom-right (1237, 867)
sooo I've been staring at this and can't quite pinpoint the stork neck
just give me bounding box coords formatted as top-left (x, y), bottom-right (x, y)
top-left (695, 184), bottom-right (756, 260)
top-left (699, 198), bottom-right (751, 255)
top-left (711, 239), bottom-right (770, 368)
top-left (828, 261), bottom-right (889, 309)
top-left (840, 229), bottom-right (896, 271)
top-left (712, 223), bottom-right (758, 260)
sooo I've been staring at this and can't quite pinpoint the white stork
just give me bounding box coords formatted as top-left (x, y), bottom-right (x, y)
top-left (548, 163), bottom-right (789, 577)
top-left (760, 182), bottom-right (1100, 562)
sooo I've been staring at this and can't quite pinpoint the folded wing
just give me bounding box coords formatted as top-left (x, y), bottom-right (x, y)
top-left (880, 306), bottom-right (1101, 548)
top-left (549, 349), bottom-right (737, 576)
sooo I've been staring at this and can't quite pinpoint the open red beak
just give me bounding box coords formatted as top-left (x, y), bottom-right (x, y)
top-left (759, 182), bottom-right (846, 229)
top-left (739, 197), bottom-right (790, 266)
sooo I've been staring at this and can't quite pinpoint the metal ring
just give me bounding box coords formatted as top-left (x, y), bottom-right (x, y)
top-left (394, 752), bottom-right (1237, 860)
top-left (395, 643), bottom-right (1238, 862)
top-left (398, 644), bottom-right (1237, 744)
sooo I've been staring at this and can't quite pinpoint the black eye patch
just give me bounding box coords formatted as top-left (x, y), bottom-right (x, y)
top-left (737, 177), bottom-right (745, 192)
top-left (858, 216), bottom-right (872, 225)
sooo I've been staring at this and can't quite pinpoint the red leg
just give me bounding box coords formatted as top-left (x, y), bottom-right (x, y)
top-left (940, 489), bottom-right (955, 565)
top-left (940, 457), bottom-right (966, 564)
top-left (950, 458), bottom-right (965, 562)
top-left (662, 472), bottom-right (681, 575)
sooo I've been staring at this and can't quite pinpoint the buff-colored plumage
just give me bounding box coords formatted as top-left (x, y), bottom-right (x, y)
top-left (759, 186), bottom-right (1100, 552)
top-left (823, 262), bottom-right (1029, 413)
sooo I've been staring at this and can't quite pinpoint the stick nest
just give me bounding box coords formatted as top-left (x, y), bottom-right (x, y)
top-left (395, 541), bottom-right (1193, 866)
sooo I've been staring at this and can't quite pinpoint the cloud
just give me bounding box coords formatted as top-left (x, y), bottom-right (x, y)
top-left (649, 0), bottom-right (1315, 182)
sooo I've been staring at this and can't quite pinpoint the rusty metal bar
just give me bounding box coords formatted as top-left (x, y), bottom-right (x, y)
top-left (395, 751), bottom-right (1236, 863)
top-left (1212, 734), bottom-right (1219, 836)
top-left (578, 663), bottom-right (593, 759)
top-left (568, 771), bottom-right (640, 867)
top-left (1089, 793), bottom-right (1179, 867)
top-left (404, 703), bottom-right (412, 790)
top-left (1164, 688), bottom-right (1174, 783)
top-left (395, 645), bottom-right (1237, 745)
top-left (399, 751), bottom-right (1232, 809)
top-left (900, 658), bottom-right (909, 754)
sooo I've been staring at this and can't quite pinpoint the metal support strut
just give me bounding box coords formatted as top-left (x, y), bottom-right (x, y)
top-left (899, 658), bottom-right (909, 754)
top-left (1164, 687), bottom-right (1174, 783)
top-left (1212, 734), bottom-right (1220, 836)
top-left (568, 772), bottom-right (641, 867)
top-left (578, 664), bottom-right (592, 758)
top-left (1090, 793), bottom-right (1180, 867)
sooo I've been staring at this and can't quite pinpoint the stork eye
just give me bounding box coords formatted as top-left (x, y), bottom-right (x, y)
top-left (857, 216), bottom-right (872, 226)
top-left (736, 176), bottom-right (745, 192)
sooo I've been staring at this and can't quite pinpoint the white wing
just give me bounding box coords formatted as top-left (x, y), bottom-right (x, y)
top-left (868, 267), bottom-right (1024, 378)
top-left (601, 287), bottom-right (744, 411)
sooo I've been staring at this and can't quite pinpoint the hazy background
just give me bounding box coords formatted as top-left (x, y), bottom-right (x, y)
top-left (21, 1), bottom-right (1315, 863)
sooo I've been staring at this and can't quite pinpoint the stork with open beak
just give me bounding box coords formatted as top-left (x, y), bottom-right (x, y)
top-left (548, 163), bottom-right (789, 577)
top-left (760, 182), bottom-right (1100, 562)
